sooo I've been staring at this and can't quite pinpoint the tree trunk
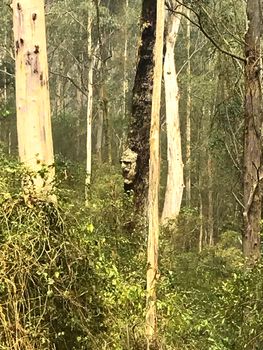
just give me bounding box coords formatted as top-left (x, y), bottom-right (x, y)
top-left (13, 0), bottom-right (55, 200)
top-left (198, 102), bottom-right (205, 251)
top-left (103, 89), bottom-right (111, 164)
top-left (146, 1), bottom-right (164, 348)
top-left (85, 12), bottom-right (93, 201)
top-left (76, 81), bottom-right (83, 161)
top-left (122, 0), bottom-right (129, 147)
top-left (207, 153), bottom-right (214, 246)
top-left (94, 0), bottom-right (111, 165)
top-left (185, 8), bottom-right (191, 207)
top-left (161, 3), bottom-right (183, 223)
top-left (1, 21), bottom-right (8, 150)
top-left (96, 108), bottom-right (103, 163)
top-left (199, 190), bottom-right (203, 253)
top-left (3, 21), bottom-right (7, 105)
top-left (55, 64), bottom-right (62, 115)
top-left (125, 0), bottom-right (157, 214)
top-left (243, 0), bottom-right (262, 262)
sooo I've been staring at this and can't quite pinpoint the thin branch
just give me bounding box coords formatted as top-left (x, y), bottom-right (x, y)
top-left (60, 46), bottom-right (83, 67)
top-left (49, 71), bottom-right (87, 97)
top-left (65, 11), bottom-right (86, 30)
top-left (177, 42), bottom-right (206, 76)
top-left (200, 4), bottom-right (245, 46)
top-left (232, 191), bottom-right (244, 209)
top-left (0, 47), bottom-right (15, 61)
top-left (0, 69), bottom-right (14, 78)
top-left (224, 141), bottom-right (242, 173)
top-left (165, 1), bottom-right (246, 63)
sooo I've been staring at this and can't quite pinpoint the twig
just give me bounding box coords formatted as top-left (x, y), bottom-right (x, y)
top-left (232, 191), bottom-right (244, 209)
top-left (49, 71), bottom-right (87, 97)
top-left (165, 1), bottom-right (246, 63)
top-left (0, 69), bottom-right (14, 77)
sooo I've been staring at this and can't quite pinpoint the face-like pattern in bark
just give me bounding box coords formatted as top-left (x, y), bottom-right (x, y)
top-left (120, 148), bottom-right (137, 185)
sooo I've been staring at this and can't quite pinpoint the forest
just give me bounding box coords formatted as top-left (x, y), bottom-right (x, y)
top-left (0, 0), bottom-right (263, 349)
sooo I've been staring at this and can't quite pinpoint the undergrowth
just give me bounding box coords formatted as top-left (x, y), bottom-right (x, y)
top-left (0, 197), bottom-right (108, 349)
top-left (0, 156), bottom-right (146, 350)
top-left (1, 154), bottom-right (263, 349)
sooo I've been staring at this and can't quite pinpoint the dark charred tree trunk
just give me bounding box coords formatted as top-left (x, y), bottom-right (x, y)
top-left (243, 0), bottom-right (262, 263)
top-left (125, 0), bottom-right (157, 213)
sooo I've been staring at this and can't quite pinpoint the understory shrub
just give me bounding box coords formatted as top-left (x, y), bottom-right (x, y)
top-left (1, 157), bottom-right (263, 349)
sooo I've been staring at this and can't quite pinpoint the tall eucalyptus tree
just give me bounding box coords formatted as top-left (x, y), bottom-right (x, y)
top-left (13, 0), bottom-right (55, 199)
top-left (243, 0), bottom-right (262, 263)
top-left (146, 4), bottom-right (165, 348)
top-left (162, 1), bottom-right (183, 222)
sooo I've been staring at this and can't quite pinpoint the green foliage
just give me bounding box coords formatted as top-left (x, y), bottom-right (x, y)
top-left (158, 243), bottom-right (263, 350)
top-left (161, 207), bottom-right (201, 253)
top-left (0, 198), bottom-right (103, 349)
top-left (0, 159), bottom-right (146, 349)
top-left (1, 155), bottom-right (263, 350)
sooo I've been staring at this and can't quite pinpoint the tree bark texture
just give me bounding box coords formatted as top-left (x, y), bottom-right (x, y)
top-left (161, 3), bottom-right (183, 223)
top-left (243, 0), bottom-right (262, 262)
top-left (126, 0), bottom-right (157, 213)
top-left (13, 0), bottom-right (55, 199)
top-left (146, 1), bottom-right (164, 349)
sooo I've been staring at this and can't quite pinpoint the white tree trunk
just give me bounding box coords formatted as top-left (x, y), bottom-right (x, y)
top-left (162, 4), bottom-right (183, 222)
top-left (13, 0), bottom-right (55, 199)
top-left (146, 0), bottom-right (165, 348)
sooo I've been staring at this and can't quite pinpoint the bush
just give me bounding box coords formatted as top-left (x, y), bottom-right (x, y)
top-left (0, 159), bottom-right (146, 349)
top-left (1, 155), bottom-right (263, 350)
